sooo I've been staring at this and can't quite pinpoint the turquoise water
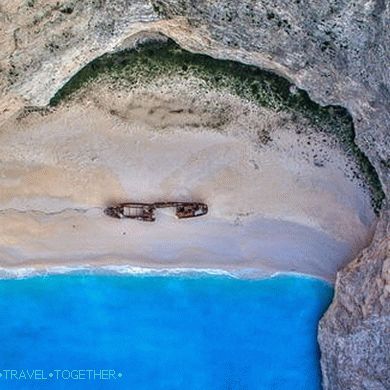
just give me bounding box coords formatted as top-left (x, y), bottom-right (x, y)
top-left (0, 274), bottom-right (332, 389)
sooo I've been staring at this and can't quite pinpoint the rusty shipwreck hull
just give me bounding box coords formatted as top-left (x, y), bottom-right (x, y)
top-left (104, 202), bottom-right (208, 222)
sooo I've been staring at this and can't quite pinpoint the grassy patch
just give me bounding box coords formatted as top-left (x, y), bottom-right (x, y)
top-left (49, 40), bottom-right (384, 212)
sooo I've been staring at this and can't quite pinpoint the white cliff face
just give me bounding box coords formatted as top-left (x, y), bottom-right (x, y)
top-left (319, 211), bottom-right (390, 390)
top-left (0, 1), bottom-right (389, 388)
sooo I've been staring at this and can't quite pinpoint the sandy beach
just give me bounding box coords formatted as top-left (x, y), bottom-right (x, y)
top-left (0, 79), bottom-right (376, 281)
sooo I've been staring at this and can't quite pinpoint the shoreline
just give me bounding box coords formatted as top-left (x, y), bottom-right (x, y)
top-left (0, 263), bottom-right (334, 285)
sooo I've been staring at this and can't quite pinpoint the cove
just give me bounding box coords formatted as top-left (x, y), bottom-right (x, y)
top-left (0, 274), bottom-right (333, 389)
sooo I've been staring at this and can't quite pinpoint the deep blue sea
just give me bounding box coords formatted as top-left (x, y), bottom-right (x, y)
top-left (0, 274), bottom-right (333, 389)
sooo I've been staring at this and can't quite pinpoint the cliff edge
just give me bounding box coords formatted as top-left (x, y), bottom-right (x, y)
top-left (0, 1), bottom-right (389, 388)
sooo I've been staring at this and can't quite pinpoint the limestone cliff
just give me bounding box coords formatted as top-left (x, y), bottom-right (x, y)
top-left (0, 1), bottom-right (389, 388)
top-left (319, 207), bottom-right (389, 389)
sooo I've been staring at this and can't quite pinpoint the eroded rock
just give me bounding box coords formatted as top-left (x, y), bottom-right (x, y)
top-left (0, 1), bottom-right (389, 388)
top-left (319, 208), bottom-right (390, 390)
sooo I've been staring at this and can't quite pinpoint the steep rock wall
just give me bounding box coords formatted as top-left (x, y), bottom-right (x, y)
top-left (319, 207), bottom-right (389, 390)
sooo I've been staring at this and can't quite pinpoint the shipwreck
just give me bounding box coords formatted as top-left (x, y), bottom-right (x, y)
top-left (104, 202), bottom-right (208, 222)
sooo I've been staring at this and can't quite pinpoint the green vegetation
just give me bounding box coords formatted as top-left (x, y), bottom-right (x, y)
top-left (49, 40), bottom-right (384, 212)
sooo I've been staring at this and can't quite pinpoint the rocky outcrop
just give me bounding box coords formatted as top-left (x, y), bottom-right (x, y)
top-left (0, 1), bottom-right (389, 388)
top-left (319, 207), bottom-right (389, 390)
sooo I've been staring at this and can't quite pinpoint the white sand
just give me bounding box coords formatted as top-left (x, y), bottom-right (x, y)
top-left (0, 81), bottom-right (377, 281)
